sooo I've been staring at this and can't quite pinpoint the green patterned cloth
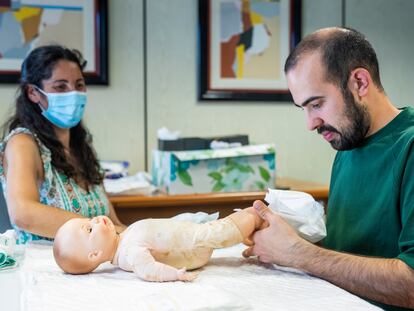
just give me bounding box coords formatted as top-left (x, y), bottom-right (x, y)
top-left (0, 250), bottom-right (16, 269)
top-left (0, 127), bottom-right (110, 244)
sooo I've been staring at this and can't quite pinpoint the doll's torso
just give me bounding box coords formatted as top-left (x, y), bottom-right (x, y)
top-left (115, 218), bottom-right (242, 271)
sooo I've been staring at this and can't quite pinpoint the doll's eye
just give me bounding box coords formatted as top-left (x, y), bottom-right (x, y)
top-left (87, 227), bottom-right (92, 233)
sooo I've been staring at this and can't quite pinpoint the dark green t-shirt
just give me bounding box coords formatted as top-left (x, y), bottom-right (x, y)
top-left (325, 107), bottom-right (414, 311)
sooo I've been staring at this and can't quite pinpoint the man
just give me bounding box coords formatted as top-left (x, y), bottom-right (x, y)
top-left (243, 27), bottom-right (414, 310)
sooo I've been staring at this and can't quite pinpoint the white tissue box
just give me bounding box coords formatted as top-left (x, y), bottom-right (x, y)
top-left (152, 144), bottom-right (275, 194)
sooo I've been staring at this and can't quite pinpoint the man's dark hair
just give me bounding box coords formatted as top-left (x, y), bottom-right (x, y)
top-left (2, 45), bottom-right (103, 186)
top-left (284, 28), bottom-right (384, 94)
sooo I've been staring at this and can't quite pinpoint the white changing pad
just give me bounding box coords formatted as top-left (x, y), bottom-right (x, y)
top-left (16, 243), bottom-right (380, 311)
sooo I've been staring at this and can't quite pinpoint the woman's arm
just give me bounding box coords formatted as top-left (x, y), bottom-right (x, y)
top-left (4, 134), bottom-right (84, 238)
top-left (106, 199), bottom-right (126, 233)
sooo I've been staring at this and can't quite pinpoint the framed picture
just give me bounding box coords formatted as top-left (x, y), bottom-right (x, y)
top-left (198, 0), bottom-right (301, 101)
top-left (0, 0), bottom-right (108, 85)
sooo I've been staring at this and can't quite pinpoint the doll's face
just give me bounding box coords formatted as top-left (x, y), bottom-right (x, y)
top-left (57, 216), bottom-right (118, 266)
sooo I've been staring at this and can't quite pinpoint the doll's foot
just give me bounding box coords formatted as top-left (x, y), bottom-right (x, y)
top-left (177, 268), bottom-right (198, 282)
top-left (243, 206), bottom-right (268, 230)
top-left (241, 205), bottom-right (269, 246)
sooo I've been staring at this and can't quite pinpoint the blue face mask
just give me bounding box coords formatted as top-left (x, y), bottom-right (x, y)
top-left (35, 87), bottom-right (87, 129)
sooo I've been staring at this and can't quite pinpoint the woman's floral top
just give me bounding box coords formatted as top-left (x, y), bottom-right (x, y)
top-left (0, 127), bottom-right (109, 244)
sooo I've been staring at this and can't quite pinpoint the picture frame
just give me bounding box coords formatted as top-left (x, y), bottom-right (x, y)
top-left (198, 0), bottom-right (301, 101)
top-left (0, 0), bottom-right (108, 85)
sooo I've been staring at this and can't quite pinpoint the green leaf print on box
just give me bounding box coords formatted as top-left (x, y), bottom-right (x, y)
top-left (255, 181), bottom-right (266, 191)
top-left (212, 181), bottom-right (225, 192)
top-left (208, 172), bottom-right (222, 181)
top-left (259, 166), bottom-right (271, 182)
top-left (173, 159), bottom-right (195, 187)
top-left (152, 143), bottom-right (276, 194)
top-left (178, 170), bottom-right (193, 186)
top-left (208, 171), bottom-right (225, 192)
top-left (208, 157), bottom-right (254, 192)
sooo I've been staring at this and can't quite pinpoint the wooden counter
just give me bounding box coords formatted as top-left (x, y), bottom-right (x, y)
top-left (109, 177), bottom-right (329, 225)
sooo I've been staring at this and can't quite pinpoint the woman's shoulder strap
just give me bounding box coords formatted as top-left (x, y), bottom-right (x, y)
top-left (1, 127), bottom-right (51, 159)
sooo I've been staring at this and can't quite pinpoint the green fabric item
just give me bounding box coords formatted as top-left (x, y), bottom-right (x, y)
top-left (0, 250), bottom-right (16, 269)
top-left (325, 107), bottom-right (414, 311)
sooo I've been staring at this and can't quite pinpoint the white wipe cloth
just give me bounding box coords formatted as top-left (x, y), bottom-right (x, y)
top-left (171, 211), bottom-right (219, 224)
top-left (157, 127), bottom-right (180, 140)
top-left (13, 243), bottom-right (381, 311)
top-left (265, 189), bottom-right (327, 243)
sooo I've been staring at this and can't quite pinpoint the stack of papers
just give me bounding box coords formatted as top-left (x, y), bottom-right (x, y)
top-left (103, 172), bottom-right (157, 196)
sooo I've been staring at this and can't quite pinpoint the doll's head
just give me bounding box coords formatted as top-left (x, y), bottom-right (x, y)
top-left (53, 216), bottom-right (119, 274)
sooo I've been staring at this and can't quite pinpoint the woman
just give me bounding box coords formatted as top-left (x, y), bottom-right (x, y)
top-left (0, 45), bottom-right (125, 243)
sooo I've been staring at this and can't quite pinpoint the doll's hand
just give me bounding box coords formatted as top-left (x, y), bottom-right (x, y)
top-left (177, 268), bottom-right (199, 281)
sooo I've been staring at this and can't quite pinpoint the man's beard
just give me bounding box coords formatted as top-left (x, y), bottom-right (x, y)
top-left (317, 88), bottom-right (371, 150)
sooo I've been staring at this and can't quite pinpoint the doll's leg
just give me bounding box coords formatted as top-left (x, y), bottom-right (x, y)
top-left (191, 217), bottom-right (243, 249)
top-left (132, 247), bottom-right (198, 282)
top-left (191, 208), bottom-right (265, 249)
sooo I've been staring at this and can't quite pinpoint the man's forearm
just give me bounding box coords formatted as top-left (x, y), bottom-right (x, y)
top-left (291, 241), bottom-right (414, 308)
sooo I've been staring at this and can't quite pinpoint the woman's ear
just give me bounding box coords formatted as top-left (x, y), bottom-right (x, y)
top-left (349, 68), bottom-right (371, 98)
top-left (26, 85), bottom-right (42, 104)
top-left (87, 250), bottom-right (103, 263)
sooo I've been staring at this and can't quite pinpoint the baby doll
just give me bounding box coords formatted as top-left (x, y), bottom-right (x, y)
top-left (53, 207), bottom-right (266, 282)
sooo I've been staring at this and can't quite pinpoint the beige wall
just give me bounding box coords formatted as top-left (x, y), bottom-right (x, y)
top-left (0, 0), bottom-right (413, 185)
top-left (85, 0), bottom-right (145, 174)
top-left (146, 0), bottom-right (341, 184)
top-left (146, 0), bottom-right (414, 184)
top-left (0, 0), bottom-right (145, 174)
top-left (346, 0), bottom-right (414, 108)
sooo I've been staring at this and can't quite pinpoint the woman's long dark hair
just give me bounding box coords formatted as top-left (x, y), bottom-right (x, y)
top-left (2, 45), bottom-right (103, 185)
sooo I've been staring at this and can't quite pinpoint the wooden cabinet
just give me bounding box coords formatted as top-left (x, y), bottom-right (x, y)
top-left (110, 177), bottom-right (329, 225)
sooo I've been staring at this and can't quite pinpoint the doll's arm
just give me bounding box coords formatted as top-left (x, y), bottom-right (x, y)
top-left (132, 246), bottom-right (198, 282)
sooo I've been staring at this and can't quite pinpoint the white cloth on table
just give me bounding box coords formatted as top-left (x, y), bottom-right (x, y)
top-left (18, 243), bottom-right (381, 311)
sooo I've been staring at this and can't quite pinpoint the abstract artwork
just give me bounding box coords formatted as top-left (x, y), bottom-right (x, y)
top-left (199, 0), bottom-right (301, 101)
top-left (0, 0), bottom-right (108, 84)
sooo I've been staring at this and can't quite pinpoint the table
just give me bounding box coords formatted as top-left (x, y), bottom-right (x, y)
top-left (0, 243), bottom-right (381, 311)
top-left (110, 177), bottom-right (329, 225)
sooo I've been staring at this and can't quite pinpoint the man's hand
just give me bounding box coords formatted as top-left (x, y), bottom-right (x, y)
top-left (242, 200), bottom-right (307, 266)
top-left (242, 203), bottom-right (414, 308)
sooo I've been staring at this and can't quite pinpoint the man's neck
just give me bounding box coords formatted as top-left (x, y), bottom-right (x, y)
top-left (366, 94), bottom-right (400, 137)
